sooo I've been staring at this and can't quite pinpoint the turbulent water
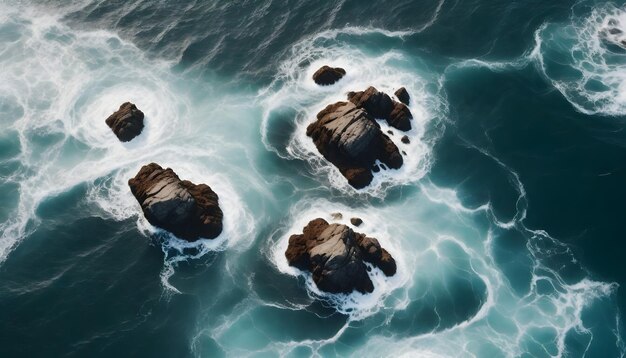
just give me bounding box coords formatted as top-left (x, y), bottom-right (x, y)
top-left (1, 0), bottom-right (626, 357)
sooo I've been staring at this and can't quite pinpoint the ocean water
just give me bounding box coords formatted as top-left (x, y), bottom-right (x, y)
top-left (1, 0), bottom-right (626, 357)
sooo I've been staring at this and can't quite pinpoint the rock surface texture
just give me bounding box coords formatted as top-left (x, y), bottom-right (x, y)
top-left (312, 65), bottom-right (346, 86)
top-left (306, 101), bottom-right (403, 188)
top-left (348, 86), bottom-right (413, 131)
top-left (285, 218), bottom-right (397, 294)
top-left (105, 102), bottom-right (145, 142)
top-left (394, 87), bottom-right (410, 105)
top-left (128, 163), bottom-right (223, 241)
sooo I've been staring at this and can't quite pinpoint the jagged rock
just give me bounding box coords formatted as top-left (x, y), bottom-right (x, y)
top-left (350, 217), bottom-right (363, 227)
top-left (348, 86), bottom-right (413, 131)
top-left (401, 135), bottom-right (410, 144)
top-left (395, 87), bottom-right (410, 105)
top-left (285, 218), bottom-right (396, 294)
top-left (388, 102), bottom-right (412, 131)
top-left (105, 102), bottom-right (144, 142)
top-left (312, 65), bottom-right (346, 86)
top-left (306, 101), bottom-right (403, 188)
top-left (128, 163), bottom-right (223, 241)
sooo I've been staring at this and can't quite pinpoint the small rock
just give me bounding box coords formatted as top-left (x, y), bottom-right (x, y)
top-left (394, 87), bottom-right (410, 105)
top-left (401, 135), bottom-right (410, 144)
top-left (350, 217), bottom-right (363, 227)
top-left (331, 212), bottom-right (343, 220)
top-left (105, 102), bottom-right (144, 142)
top-left (312, 65), bottom-right (346, 86)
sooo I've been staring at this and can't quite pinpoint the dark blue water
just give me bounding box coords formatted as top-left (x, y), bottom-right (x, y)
top-left (1, 0), bottom-right (626, 356)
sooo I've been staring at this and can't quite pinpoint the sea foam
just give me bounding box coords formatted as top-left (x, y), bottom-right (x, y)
top-left (533, 3), bottom-right (626, 116)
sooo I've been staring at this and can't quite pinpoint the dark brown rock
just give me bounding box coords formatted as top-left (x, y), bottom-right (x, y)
top-left (348, 87), bottom-right (394, 119)
top-left (348, 86), bottom-right (412, 131)
top-left (394, 87), bottom-right (410, 105)
top-left (388, 102), bottom-right (413, 131)
top-left (306, 101), bottom-right (403, 189)
top-left (128, 163), bottom-right (223, 242)
top-left (401, 135), bottom-right (410, 144)
top-left (350, 217), bottom-right (363, 227)
top-left (285, 218), bottom-right (396, 294)
top-left (356, 236), bottom-right (397, 276)
top-left (312, 65), bottom-right (346, 86)
top-left (105, 102), bottom-right (144, 142)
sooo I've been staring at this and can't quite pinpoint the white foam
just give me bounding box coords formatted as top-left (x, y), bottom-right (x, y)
top-left (533, 3), bottom-right (626, 116)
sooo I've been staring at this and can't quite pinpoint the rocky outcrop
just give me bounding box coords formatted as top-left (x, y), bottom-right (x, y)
top-left (105, 102), bottom-right (144, 142)
top-left (128, 163), bottom-right (223, 241)
top-left (306, 101), bottom-right (403, 188)
top-left (348, 87), bottom-right (412, 131)
top-left (312, 66), bottom-right (346, 86)
top-left (285, 218), bottom-right (397, 294)
top-left (394, 87), bottom-right (410, 105)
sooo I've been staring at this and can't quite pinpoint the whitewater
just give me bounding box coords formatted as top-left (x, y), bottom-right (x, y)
top-left (0, 0), bottom-right (624, 357)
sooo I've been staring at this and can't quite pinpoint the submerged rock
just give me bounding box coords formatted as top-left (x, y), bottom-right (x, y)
top-left (312, 65), bottom-right (346, 86)
top-left (285, 218), bottom-right (396, 294)
top-left (105, 102), bottom-right (144, 142)
top-left (394, 87), bottom-right (410, 105)
top-left (128, 163), bottom-right (223, 241)
top-left (348, 86), bottom-right (412, 131)
top-left (306, 101), bottom-right (403, 188)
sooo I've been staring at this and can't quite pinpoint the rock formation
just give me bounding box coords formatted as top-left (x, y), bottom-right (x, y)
top-left (105, 102), bottom-right (144, 142)
top-left (285, 218), bottom-right (396, 294)
top-left (312, 65), bottom-right (346, 86)
top-left (348, 86), bottom-right (412, 131)
top-left (306, 101), bottom-right (403, 188)
top-left (128, 163), bottom-right (223, 241)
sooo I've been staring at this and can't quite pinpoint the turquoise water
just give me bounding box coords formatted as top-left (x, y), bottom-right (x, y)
top-left (1, 0), bottom-right (626, 357)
